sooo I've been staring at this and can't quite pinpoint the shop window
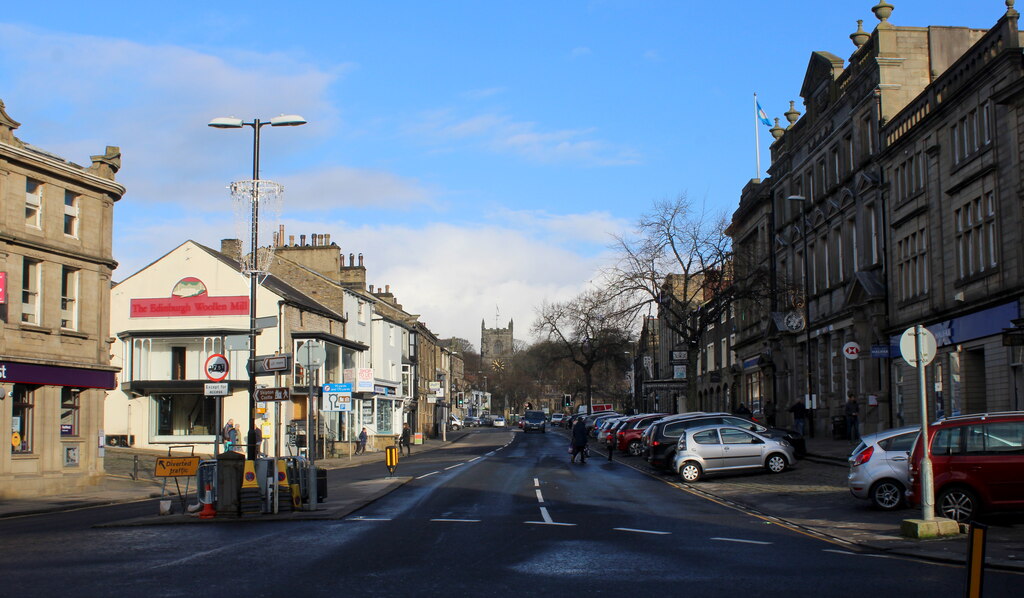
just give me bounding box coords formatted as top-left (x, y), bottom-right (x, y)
top-left (376, 398), bottom-right (394, 434)
top-left (61, 388), bottom-right (80, 436)
top-left (153, 394), bottom-right (217, 437)
top-left (12, 384), bottom-right (34, 454)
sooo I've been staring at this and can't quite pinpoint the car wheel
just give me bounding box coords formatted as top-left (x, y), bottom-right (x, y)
top-left (627, 440), bottom-right (642, 457)
top-left (765, 453), bottom-right (787, 473)
top-left (869, 479), bottom-right (905, 511)
top-left (679, 462), bottom-right (702, 482)
top-left (937, 486), bottom-right (978, 522)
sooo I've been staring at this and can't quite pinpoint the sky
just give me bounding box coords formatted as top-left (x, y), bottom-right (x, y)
top-left (0, 0), bottom-right (1008, 347)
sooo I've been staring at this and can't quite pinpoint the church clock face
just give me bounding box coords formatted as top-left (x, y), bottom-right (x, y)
top-left (491, 359), bottom-right (505, 372)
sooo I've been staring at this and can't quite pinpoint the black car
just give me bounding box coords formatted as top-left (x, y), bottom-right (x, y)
top-left (522, 410), bottom-right (547, 433)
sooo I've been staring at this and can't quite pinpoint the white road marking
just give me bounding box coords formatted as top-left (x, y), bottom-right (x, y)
top-left (613, 527), bottom-right (671, 535)
top-left (823, 549), bottom-right (858, 556)
top-left (485, 451), bottom-right (495, 456)
top-left (533, 478), bottom-right (540, 487)
top-left (524, 521), bottom-right (577, 526)
top-left (445, 463), bottom-right (464, 470)
top-left (535, 489), bottom-right (545, 503)
top-left (710, 537), bottom-right (773, 545)
top-left (430, 518), bottom-right (481, 523)
top-left (347, 517), bottom-right (392, 521)
top-left (468, 457), bottom-right (480, 462)
top-left (823, 549), bottom-right (899, 560)
top-left (416, 471), bottom-right (439, 479)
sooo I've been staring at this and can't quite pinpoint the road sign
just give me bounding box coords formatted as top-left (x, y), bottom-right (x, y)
top-left (297, 341), bottom-right (326, 368)
top-left (255, 387), bottom-right (290, 401)
top-left (900, 326), bottom-right (937, 367)
top-left (262, 355), bottom-right (290, 371)
top-left (321, 390), bottom-right (351, 412)
top-left (154, 456), bottom-right (200, 477)
top-left (842, 342), bottom-right (861, 360)
top-left (204, 354), bottom-right (229, 382)
top-left (204, 382), bottom-right (229, 396)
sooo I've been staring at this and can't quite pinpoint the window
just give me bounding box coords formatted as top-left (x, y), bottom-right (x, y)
top-left (982, 102), bottom-right (992, 144)
top-left (171, 347), bottom-right (186, 380)
top-left (834, 227), bottom-right (844, 282)
top-left (849, 218), bottom-right (859, 272)
top-left (932, 427), bottom-right (963, 456)
top-left (61, 266), bottom-right (79, 330)
top-left (951, 124), bottom-right (960, 164)
top-left (954, 194), bottom-right (997, 279)
top-left (830, 148), bottom-right (840, 183)
top-left (25, 178), bottom-right (42, 228)
top-left (64, 191), bottom-right (79, 237)
top-left (868, 204), bottom-right (879, 264)
top-left (692, 429), bottom-right (720, 444)
top-left (21, 258), bottom-right (40, 325)
top-left (154, 394), bottom-right (217, 437)
top-left (721, 339), bottom-right (728, 369)
top-left (357, 301), bottom-right (366, 325)
top-left (706, 343), bottom-right (715, 371)
top-left (12, 384), bottom-right (34, 454)
top-left (896, 228), bottom-right (928, 301)
top-left (721, 428), bottom-right (759, 444)
top-left (61, 388), bottom-right (80, 436)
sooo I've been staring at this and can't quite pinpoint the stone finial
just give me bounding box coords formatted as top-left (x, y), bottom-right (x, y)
top-left (850, 19), bottom-right (870, 47)
top-left (872, 1), bottom-right (894, 23)
top-left (88, 145), bottom-right (121, 180)
top-left (784, 101), bottom-right (801, 129)
top-left (770, 118), bottom-right (785, 140)
top-left (0, 98), bottom-right (23, 147)
top-left (1008, 0), bottom-right (1019, 18)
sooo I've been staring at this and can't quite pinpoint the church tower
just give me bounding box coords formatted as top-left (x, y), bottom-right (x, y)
top-left (480, 319), bottom-right (514, 372)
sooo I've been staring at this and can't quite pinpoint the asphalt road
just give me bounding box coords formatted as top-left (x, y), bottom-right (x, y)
top-left (0, 428), bottom-right (1019, 597)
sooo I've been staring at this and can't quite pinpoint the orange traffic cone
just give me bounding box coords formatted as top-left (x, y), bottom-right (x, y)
top-left (199, 483), bottom-right (216, 519)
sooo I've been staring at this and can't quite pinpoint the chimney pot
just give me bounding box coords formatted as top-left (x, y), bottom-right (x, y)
top-left (325, 234), bottom-right (331, 245)
top-left (300, 234), bottom-right (306, 246)
top-left (358, 253), bottom-right (364, 266)
top-left (289, 235), bottom-right (295, 246)
top-left (385, 285), bottom-right (390, 293)
top-left (369, 285), bottom-right (375, 293)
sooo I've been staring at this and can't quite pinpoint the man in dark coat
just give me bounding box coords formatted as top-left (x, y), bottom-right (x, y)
top-left (400, 423), bottom-right (412, 456)
top-left (571, 416), bottom-right (589, 464)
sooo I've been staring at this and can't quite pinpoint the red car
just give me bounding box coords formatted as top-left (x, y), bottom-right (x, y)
top-left (907, 411), bottom-right (1024, 522)
top-left (615, 414), bottom-right (669, 456)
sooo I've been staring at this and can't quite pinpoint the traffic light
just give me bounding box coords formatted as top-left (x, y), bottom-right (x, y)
top-left (525, 402), bottom-right (532, 410)
top-left (457, 392), bottom-right (464, 407)
top-left (563, 394), bottom-right (571, 407)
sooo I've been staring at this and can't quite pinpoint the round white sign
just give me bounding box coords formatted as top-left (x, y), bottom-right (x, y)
top-left (204, 353), bottom-right (230, 382)
top-left (842, 341), bottom-right (861, 360)
top-left (899, 327), bottom-right (937, 368)
top-left (298, 341), bottom-right (326, 368)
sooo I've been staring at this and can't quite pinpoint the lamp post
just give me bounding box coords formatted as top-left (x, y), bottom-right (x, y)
top-left (209, 114), bottom-right (307, 461)
top-left (787, 194), bottom-right (814, 437)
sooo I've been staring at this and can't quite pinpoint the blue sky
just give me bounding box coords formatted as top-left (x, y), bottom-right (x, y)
top-left (0, 1), bottom-right (1006, 345)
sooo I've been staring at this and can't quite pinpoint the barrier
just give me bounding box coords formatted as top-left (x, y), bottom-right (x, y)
top-left (239, 460), bottom-right (261, 517)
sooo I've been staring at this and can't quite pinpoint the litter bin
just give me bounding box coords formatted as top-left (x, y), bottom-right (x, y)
top-left (831, 416), bottom-right (847, 440)
top-left (215, 451), bottom-right (245, 516)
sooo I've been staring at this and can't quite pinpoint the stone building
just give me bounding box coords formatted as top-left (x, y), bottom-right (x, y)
top-left (726, 2), bottom-right (1024, 436)
top-left (0, 98), bottom-right (125, 498)
top-left (480, 318), bottom-right (514, 372)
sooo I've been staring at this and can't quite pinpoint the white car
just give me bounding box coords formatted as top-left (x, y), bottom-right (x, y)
top-left (848, 426), bottom-right (919, 510)
top-left (551, 413), bottom-right (565, 425)
top-left (492, 417), bottom-right (506, 427)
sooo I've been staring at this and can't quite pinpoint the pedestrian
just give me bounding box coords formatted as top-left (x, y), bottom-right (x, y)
top-left (400, 422), bottom-right (412, 456)
top-left (789, 400), bottom-right (807, 437)
top-left (570, 416), bottom-right (589, 464)
top-left (845, 392), bottom-right (860, 442)
top-left (356, 427), bottom-right (368, 455)
top-left (733, 403), bottom-right (752, 417)
top-left (764, 400), bottom-right (777, 427)
top-left (226, 423), bottom-right (240, 452)
top-left (221, 418), bottom-right (235, 451)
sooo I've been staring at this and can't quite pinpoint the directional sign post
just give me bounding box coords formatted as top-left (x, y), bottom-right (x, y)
top-left (255, 387), bottom-right (290, 402)
top-left (322, 383), bottom-right (353, 412)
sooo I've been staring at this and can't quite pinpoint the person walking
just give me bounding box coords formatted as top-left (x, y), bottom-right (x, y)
top-left (789, 400), bottom-right (807, 437)
top-left (400, 423), bottom-right (412, 456)
top-left (355, 427), bottom-right (368, 455)
top-left (764, 400), bottom-right (777, 427)
top-left (845, 392), bottom-right (860, 442)
top-left (570, 416), bottom-right (589, 464)
top-left (221, 418), bottom-right (235, 452)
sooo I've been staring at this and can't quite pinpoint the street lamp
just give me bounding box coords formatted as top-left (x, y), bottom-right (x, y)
top-left (209, 114), bottom-right (307, 461)
top-left (787, 195), bottom-right (814, 436)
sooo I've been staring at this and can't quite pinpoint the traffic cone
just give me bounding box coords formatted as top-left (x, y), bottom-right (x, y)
top-left (198, 483), bottom-right (216, 519)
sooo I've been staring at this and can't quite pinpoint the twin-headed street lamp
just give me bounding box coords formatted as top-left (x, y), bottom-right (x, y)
top-left (209, 114), bottom-right (306, 461)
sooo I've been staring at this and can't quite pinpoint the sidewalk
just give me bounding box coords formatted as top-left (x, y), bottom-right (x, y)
top-left (0, 433), bottom-right (463, 520)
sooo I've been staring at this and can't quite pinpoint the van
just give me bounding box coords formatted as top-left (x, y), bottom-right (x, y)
top-left (907, 411), bottom-right (1024, 522)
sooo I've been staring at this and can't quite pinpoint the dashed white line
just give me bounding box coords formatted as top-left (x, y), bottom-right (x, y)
top-left (416, 471), bottom-right (439, 479)
top-left (533, 478), bottom-right (540, 487)
top-left (445, 463), bottom-right (464, 470)
top-left (614, 527), bottom-right (671, 535)
top-left (823, 549), bottom-right (898, 560)
top-left (430, 518), bottom-right (481, 523)
top-left (485, 451), bottom-right (495, 456)
top-left (347, 517), bottom-right (392, 521)
top-left (525, 506), bottom-right (577, 526)
top-left (468, 457), bottom-right (480, 462)
top-left (535, 489), bottom-right (545, 503)
top-left (710, 537), bottom-right (773, 545)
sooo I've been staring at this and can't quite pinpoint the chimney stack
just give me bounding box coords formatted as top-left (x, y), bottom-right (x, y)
top-left (220, 239), bottom-right (243, 261)
top-left (289, 235), bottom-right (295, 246)
top-left (279, 225), bottom-right (285, 247)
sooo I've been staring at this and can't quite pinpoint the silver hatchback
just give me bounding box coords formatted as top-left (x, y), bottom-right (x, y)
top-left (847, 426), bottom-right (919, 510)
top-left (672, 424), bottom-right (796, 482)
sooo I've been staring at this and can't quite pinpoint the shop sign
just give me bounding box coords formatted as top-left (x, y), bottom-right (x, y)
top-left (0, 361), bottom-right (115, 389)
top-left (356, 368), bottom-right (374, 392)
top-left (842, 342), bottom-right (861, 360)
top-left (0, 272), bottom-right (6, 304)
top-left (130, 278), bottom-right (248, 318)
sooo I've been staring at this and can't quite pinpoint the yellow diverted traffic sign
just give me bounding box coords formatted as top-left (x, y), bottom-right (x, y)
top-left (154, 456), bottom-right (201, 478)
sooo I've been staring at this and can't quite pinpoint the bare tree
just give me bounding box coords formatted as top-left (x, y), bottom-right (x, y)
top-left (606, 195), bottom-right (770, 410)
top-left (532, 287), bottom-right (634, 414)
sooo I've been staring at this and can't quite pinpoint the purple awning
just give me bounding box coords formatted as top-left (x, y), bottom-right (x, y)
top-left (0, 361), bottom-right (116, 390)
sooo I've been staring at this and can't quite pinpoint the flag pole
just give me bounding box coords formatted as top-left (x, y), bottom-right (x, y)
top-left (754, 93), bottom-right (761, 180)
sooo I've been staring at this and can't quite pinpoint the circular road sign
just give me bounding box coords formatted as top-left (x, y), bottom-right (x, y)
top-left (297, 341), bottom-right (326, 369)
top-left (842, 341), bottom-right (861, 360)
top-left (204, 353), bottom-right (230, 382)
top-left (899, 327), bottom-right (937, 368)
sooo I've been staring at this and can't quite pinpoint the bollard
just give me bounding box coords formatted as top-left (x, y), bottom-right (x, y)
top-left (385, 445), bottom-right (399, 477)
top-left (964, 522), bottom-right (988, 598)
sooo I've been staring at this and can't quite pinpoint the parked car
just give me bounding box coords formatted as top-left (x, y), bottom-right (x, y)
top-left (449, 415), bottom-right (463, 431)
top-left (908, 411), bottom-right (1024, 522)
top-left (551, 413), bottom-right (565, 426)
top-left (463, 416), bottom-right (481, 427)
top-left (616, 413), bottom-right (669, 456)
top-left (522, 410), bottom-right (547, 433)
top-left (641, 412), bottom-right (718, 469)
top-left (584, 412), bottom-right (620, 436)
top-left (672, 424), bottom-right (797, 481)
top-left (594, 416), bottom-right (625, 441)
top-left (847, 426), bottom-right (919, 510)
top-left (492, 416), bottom-right (506, 427)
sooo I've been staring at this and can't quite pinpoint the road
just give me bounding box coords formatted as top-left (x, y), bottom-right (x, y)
top-left (0, 428), bottom-right (1018, 597)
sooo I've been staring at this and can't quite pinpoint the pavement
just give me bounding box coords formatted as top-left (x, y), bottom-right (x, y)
top-left (1, 426), bottom-right (1021, 573)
